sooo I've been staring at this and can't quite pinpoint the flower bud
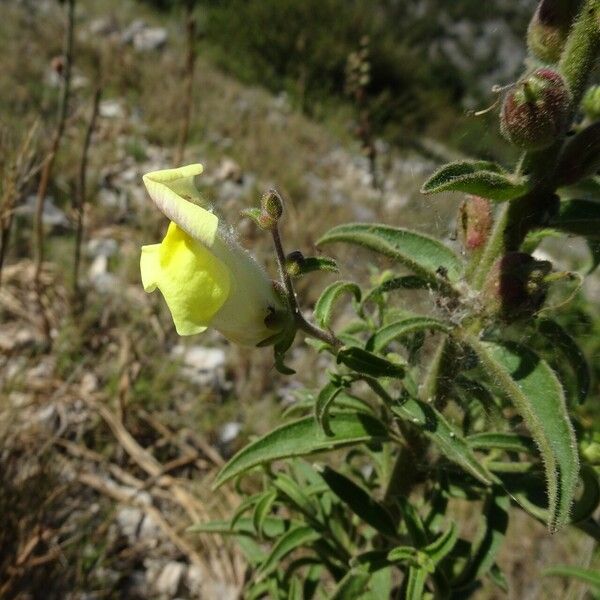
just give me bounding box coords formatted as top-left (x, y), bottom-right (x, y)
top-left (285, 250), bottom-right (305, 278)
top-left (482, 252), bottom-right (552, 321)
top-left (500, 69), bottom-right (571, 150)
top-left (261, 189), bottom-right (284, 221)
top-left (527, 0), bottom-right (582, 63)
top-left (582, 85), bottom-right (600, 121)
top-left (458, 196), bottom-right (492, 251)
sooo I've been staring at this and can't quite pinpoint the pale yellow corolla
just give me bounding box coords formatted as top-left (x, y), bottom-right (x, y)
top-left (140, 164), bottom-right (286, 346)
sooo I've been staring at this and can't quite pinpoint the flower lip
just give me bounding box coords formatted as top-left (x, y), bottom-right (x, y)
top-left (142, 164), bottom-right (219, 247)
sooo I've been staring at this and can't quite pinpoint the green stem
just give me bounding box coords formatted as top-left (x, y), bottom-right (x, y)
top-left (271, 224), bottom-right (342, 350)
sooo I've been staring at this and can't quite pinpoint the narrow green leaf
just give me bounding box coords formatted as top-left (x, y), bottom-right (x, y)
top-left (388, 546), bottom-right (418, 563)
top-left (538, 318), bottom-right (590, 404)
top-left (189, 516), bottom-right (292, 538)
top-left (317, 223), bottom-right (463, 285)
top-left (549, 199), bottom-right (600, 238)
top-left (319, 466), bottom-right (397, 536)
top-left (392, 400), bottom-right (497, 485)
top-left (451, 488), bottom-right (509, 590)
top-left (253, 490), bottom-right (277, 539)
top-left (488, 564), bottom-right (509, 592)
top-left (367, 317), bottom-right (452, 352)
top-left (258, 526), bottom-right (321, 579)
top-left (421, 160), bottom-right (529, 201)
top-left (406, 567), bottom-right (428, 600)
top-left (273, 473), bottom-right (319, 520)
top-left (543, 565), bottom-right (600, 590)
top-left (361, 276), bottom-right (433, 314)
top-left (314, 383), bottom-right (344, 436)
top-left (230, 493), bottom-right (265, 530)
top-left (337, 346), bottom-right (405, 379)
top-left (471, 339), bottom-right (579, 532)
top-left (287, 576), bottom-right (303, 600)
top-left (330, 571), bottom-right (371, 600)
top-left (213, 413), bottom-right (389, 489)
top-left (295, 256), bottom-right (339, 276)
top-left (467, 432), bottom-right (537, 454)
top-left (425, 523), bottom-right (458, 564)
top-left (314, 281), bottom-right (361, 329)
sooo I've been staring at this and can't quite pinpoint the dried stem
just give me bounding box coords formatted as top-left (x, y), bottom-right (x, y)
top-left (174, 4), bottom-right (197, 165)
top-left (73, 87), bottom-right (101, 300)
top-left (33, 0), bottom-right (75, 338)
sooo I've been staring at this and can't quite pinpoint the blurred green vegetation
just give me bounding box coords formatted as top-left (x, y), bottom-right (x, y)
top-left (136, 0), bottom-right (528, 159)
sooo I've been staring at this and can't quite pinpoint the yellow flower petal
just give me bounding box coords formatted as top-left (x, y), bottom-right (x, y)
top-left (140, 223), bottom-right (231, 336)
top-left (142, 165), bottom-right (219, 248)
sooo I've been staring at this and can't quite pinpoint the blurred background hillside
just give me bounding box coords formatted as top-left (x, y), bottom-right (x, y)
top-left (1, 0), bottom-right (598, 598)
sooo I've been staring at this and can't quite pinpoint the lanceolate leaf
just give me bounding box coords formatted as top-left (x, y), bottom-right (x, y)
top-left (258, 526), bottom-right (321, 578)
top-left (425, 523), bottom-right (458, 564)
top-left (392, 400), bottom-right (496, 485)
top-left (329, 571), bottom-right (371, 600)
top-left (189, 516), bottom-right (293, 538)
top-left (367, 317), bottom-right (452, 353)
top-left (253, 491), bottom-right (277, 539)
top-left (406, 567), bottom-right (428, 600)
top-left (549, 199), bottom-right (600, 238)
top-left (319, 466), bottom-right (397, 536)
top-left (361, 276), bottom-right (434, 314)
top-left (471, 339), bottom-right (579, 532)
top-left (213, 413), bottom-right (389, 489)
top-left (543, 565), bottom-right (600, 590)
top-left (314, 281), bottom-right (361, 329)
top-left (467, 432), bottom-right (537, 454)
top-left (421, 160), bottom-right (529, 201)
top-left (317, 224), bottom-right (463, 286)
top-left (537, 318), bottom-right (590, 404)
top-left (314, 382), bottom-right (344, 435)
top-left (451, 488), bottom-right (509, 591)
top-left (337, 346), bottom-right (406, 379)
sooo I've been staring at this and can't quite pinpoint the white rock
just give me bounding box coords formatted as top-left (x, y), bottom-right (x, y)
top-left (99, 99), bottom-right (126, 119)
top-left (88, 255), bottom-right (118, 294)
top-left (219, 421), bottom-right (242, 445)
top-left (87, 238), bottom-right (118, 259)
top-left (133, 27), bottom-right (168, 52)
top-left (171, 345), bottom-right (226, 387)
top-left (214, 158), bottom-right (243, 183)
top-left (16, 195), bottom-right (69, 229)
top-left (121, 19), bottom-right (146, 45)
top-left (154, 561), bottom-right (186, 597)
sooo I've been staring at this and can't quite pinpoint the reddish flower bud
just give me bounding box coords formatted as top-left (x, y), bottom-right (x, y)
top-left (482, 252), bottom-right (552, 321)
top-left (458, 196), bottom-right (492, 251)
top-left (501, 69), bottom-right (571, 150)
top-left (527, 0), bottom-right (582, 63)
top-left (50, 55), bottom-right (65, 75)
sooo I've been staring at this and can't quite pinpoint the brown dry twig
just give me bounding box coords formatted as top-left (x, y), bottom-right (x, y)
top-left (33, 0), bottom-right (75, 339)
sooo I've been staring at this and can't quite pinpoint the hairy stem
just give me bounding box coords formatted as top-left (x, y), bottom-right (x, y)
top-left (271, 224), bottom-right (342, 349)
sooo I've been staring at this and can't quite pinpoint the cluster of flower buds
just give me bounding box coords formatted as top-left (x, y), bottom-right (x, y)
top-left (458, 195), bottom-right (493, 252)
top-left (242, 189), bottom-right (284, 230)
top-left (501, 68), bottom-right (571, 150)
top-left (482, 252), bottom-right (552, 321)
top-left (527, 0), bottom-right (582, 63)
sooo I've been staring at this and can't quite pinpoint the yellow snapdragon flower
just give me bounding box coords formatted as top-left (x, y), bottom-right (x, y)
top-left (140, 164), bottom-right (286, 346)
